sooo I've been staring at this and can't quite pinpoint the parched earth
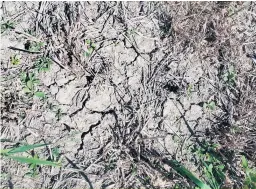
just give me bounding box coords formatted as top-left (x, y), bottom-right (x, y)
top-left (1, 2), bottom-right (256, 189)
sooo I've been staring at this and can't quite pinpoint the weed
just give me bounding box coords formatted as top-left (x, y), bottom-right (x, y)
top-left (127, 28), bottom-right (136, 35)
top-left (25, 28), bottom-right (36, 36)
top-left (192, 142), bottom-right (226, 189)
top-left (52, 147), bottom-right (61, 161)
top-left (203, 101), bottom-right (216, 111)
top-left (20, 72), bottom-right (45, 98)
top-left (163, 158), bottom-right (211, 189)
top-left (223, 66), bottom-right (236, 85)
top-left (241, 156), bottom-right (256, 189)
top-left (1, 20), bottom-right (15, 33)
top-left (131, 163), bottom-right (138, 176)
top-left (84, 39), bottom-right (96, 57)
top-left (25, 153), bottom-right (40, 177)
top-left (34, 56), bottom-right (52, 72)
top-left (104, 159), bottom-right (117, 173)
top-left (187, 83), bottom-right (193, 97)
top-left (55, 108), bottom-right (64, 121)
top-left (0, 143), bottom-right (61, 167)
top-left (25, 41), bottom-right (44, 52)
top-left (10, 55), bottom-right (20, 65)
top-left (21, 72), bottom-right (39, 93)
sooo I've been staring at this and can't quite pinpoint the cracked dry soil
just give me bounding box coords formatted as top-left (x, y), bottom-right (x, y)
top-left (1, 1), bottom-right (256, 189)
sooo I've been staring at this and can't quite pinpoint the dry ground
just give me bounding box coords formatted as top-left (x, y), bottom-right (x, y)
top-left (1, 2), bottom-right (256, 189)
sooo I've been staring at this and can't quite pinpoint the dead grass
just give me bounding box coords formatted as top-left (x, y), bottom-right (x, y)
top-left (1, 1), bottom-right (256, 189)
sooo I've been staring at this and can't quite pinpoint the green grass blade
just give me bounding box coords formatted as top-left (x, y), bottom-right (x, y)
top-left (242, 156), bottom-right (248, 169)
top-left (7, 143), bottom-right (48, 154)
top-left (0, 149), bottom-right (12, 155)
top-left (8, 156), bottom-right (61, 167)
top-left (163, 159), bottom-right (211, 189)
top-left (0, 138), bottom-right (13, 142)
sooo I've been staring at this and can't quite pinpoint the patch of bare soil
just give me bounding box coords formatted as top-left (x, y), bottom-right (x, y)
top-left (1, 2), bottom-right (256, 189)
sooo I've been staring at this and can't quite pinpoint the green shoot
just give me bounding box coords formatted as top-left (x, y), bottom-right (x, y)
top-left (84, 39), bottom-right (96, 57)
top-left (34, 56), bottom-right (52, 72)
top-left (10, 55), bottom-right (20, 65)
top-left (20, 72), bottom-right (45, 98)
top-left (1, 20), bottom-right (15, 33)
top-left (223, 66), bottom-right (236, 85)
top-left (1, 143), bottom-right (61, 168)
top-left (204, 101), bottom-right (216, 111)
top-left (242, 156), bottom-right (256, 189)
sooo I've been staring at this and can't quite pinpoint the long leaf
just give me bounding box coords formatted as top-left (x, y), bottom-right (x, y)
top-left (0, 138), bottom-right (13, 142)
top-left (163, 159), bottom-right (211, 189)
top-left (8, 156), bottom-right (61, 167)
top-left (242, 156), bottom-right (248, 169)
top-left (6, 143), bottom-right (48, 154)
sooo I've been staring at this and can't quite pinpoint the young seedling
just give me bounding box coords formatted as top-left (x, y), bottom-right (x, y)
top-left (55, 108), bottom-right (65, 121)
top-left (51, 147), bottom-right (61, 161)
top-left (84, 39), bottom-right (96, 57)
top-left (223, 66), bottom-right (236, 85)
top-left (0, 143), bottom-right (61, 167)
top-left (163, 159), bottom-right (211, 189)
top-left (131, 163), bottom-right (138, 176)
top-left (1, 20), bottom-right (15, 33)
top-left (20, 72), bottom-right (45, 98)
top-left (25, 28), bottom-right (36, 37)
top-left (204, 101), bottom-right (216, 111)
top-left (192, 142), bottom-right (226, 189)
top-left (25, 154), bottom-right (40, 177)
top-left (241, 156), bottom-right (256, 189)
top-left (10, 55), bottom-right (20, 65)
top-left (34, 56), bottom-right (52, 72)
top-left (187, 83), bottom-right (193, 97)
top-left (25, 41), bottom-right (44, 52)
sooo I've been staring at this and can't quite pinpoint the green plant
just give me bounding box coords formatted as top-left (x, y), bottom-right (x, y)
top-left (10, 55), bottom-right (20, 65)
top-left (25, 153), bottom-right (40, 177)
top-left (204, 101), bottom-right (216, 111)
top-left (25, 28), bottom-right (36, 36)
top-left (187, 83), bottom-right (193, 97)
top-left (193, 143), bottom-right (226, 189)
top-left (242, 156), bottom-right (256, 189)
top-left (34, 56), bottom-right (52, 72)
top-left (28, 41), bottom-right (44, 52)
top-left (84, 39), bottom-right (96, 57)
top-left (104, 158), bottom-right (117, 173)
top-left (223, 66), bottom-right (236, 85)
top-left (20, 72), bottom-right (45, 98)
top-left (131, 163), bottom-right (138, 176)
top-left (1, 20), bottom-right (15, 33)
top-left (52, 147), bottom-right (61, 161)
top-left (55, 108), bottom-right (64, 121)
top-left (163, 159), bottom-right (211, 189)
top-left (0, 143), bottom-right (61, 167)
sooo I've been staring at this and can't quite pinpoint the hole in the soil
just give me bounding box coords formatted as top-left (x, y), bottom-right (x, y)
top-left (218, 47), bottom-right (226, 62)
top-left (164, 65), bottom-right (171, 72)
top-left (205, 21), bottom-right (216, 42)
top-left (86, 75), bottom-right (94, 84)
top-left (158, 13), bottom-right (172, 39)
top-left (163, 83), bottom-right (179, 93)
top-left (24, 41), bottom-right (30, 50)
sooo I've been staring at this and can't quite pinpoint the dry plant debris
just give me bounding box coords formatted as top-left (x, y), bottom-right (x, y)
top-left (1, 2), bottom-right (256, 189)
